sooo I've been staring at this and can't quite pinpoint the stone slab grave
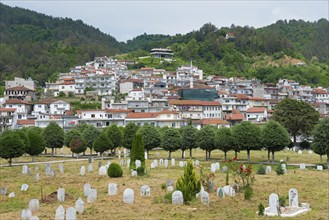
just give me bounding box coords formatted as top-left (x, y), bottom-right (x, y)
top-left (87, 189), bottom-right (97, 203)
top-left (57, 188), bottom-right (65, 202)
top-left (35, 173), bottom-right (40, 182)
top-left (98, 166), bottom-right (107, 176)
top-left (166, 180), bottom-right (174, 192)
top-left (59, 164), bottom-right (64, 174)
top-left (21, 209), bottom-right (32, 220)
top-left (194, 160), bottom-right (200, 166)
top-left (317, 165), bottom-right (323, 171)
top-left (123, 188), bottom-right (134, 204)
top-left (298, 150), bottom-right (302, 155)
top-left (264, 189), bottom-right (311, 217)
top-left (171, 158), bottom-right (175, 166)
top-left (266, 166), bottom-right (272, 174)
top-left (0, 187), bottom-right (7, 196)
top-left (201, 191), bottom-right (209, 205)
top-left (223, 185), bottom-right (235, 197)
top-left (29, 216), bottom-right (39, 220)
top-left (80, 166), bottom-right (86, 176)
top-left (8, 192), bottom-right (15, 198)
top-left (135, 160), bottom-right (141, 168)
top-left (210, 163), bottom-right (217, 173)
top-left (22, 164), bottom-right (28, 174)
top-left (131, 170), bottom-right (137, 177)
top-left (179, 161), bottom-right (184, 168)
top-left (55, 205), bottom-right (65, 220)
top-left (88, 164), bottom-right (93, 173)
top-left (66, 207), bottom-right (77, 220)
top-left (150, 162), bottom-right (155, 169)
top-left (29, 199), bottom-right (39, 212)
top-left (21, 183), bottom-right (29, 191)
top-left (172, 190), bottom-right (184, 205)
top-left (217, 187), bottom-right (225, 198)
top-left (222, 166), bottom-right (228, 173)
top-left (84, 183), bottom-right (91, 197)
top-left (164, 159), bottom-right (169, 168)
top-left (300, 163), bottom-right (306, 170)
top-left (141, 185), bottom-right (151, 196)
top-left (75, 197), bottom-right (84, 214)
top-left (153, 159), bottom-right (158, 167)
top-left (108, 183), bottom-right (118, 196)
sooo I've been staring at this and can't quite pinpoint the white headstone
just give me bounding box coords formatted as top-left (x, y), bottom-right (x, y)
top-left (135, 160), bottom-right (141, 168)
top-left (171, 158), bottom-right (175, 166)
top-left (164, 159), bottom-right (169, 168)
top-left (298, 150), bottom-right (302, 155)
top-left (108, 183), bottom-right (118, 196)
top-left (88, 164), bottom-right (93, 173)
top-left (29, 199), bottom-right (39, 212)
top-left (131, 170), bottom-right (137, 177)
top-left (84, 183), bottom-right (91, 197)
top-left (179, 161), bottom-right (184, 168)
top-left (22, 164), bottom-right (28, 174)
top-left (45, 163), bottom-right (51, 175)
top-left (172, 190), bottom-right (184, 205)
top-left (222, 166), bottom-right (228, 173)
top-left (59, 164), bottom-right (64, 174)
top-left (98, 166), bottom-right (107, 176)
top-left (211, 163), bottom-right (216, 173)
top-left (0, 187), bottom-right (7, 195)
top-left (300, 163), bottom-right (306, 170)
top-left (265, 166), bottom-right (272, 174)
top-left (118, 150), bottom-right (121, 159)
top-left (144, 151), bottom-right (148, 160)
top-left (195, 160), bottom-right (200, 166)
top-left (140, 185), bottom-right (151, 196)
top-left (167, 186), bottom-right (174, 192)
top-left (34, 173), bottom-right (40, 182)
top-left (29, 216), bottom-right (39, 220)
top-left (66, 207), bottom-right (77, 220)
top-left (124, 148), bottom-right (127, 158)
top-left (123, 188), bottom-right (134, 204)
top-left (153, 159), bottom-right (158, 167)
top-left (289, 188), bottom-right (298, 208)
top-left (21, 184), bottom-right (29, 191)
top-left (57, 188), bottom-right (65, 202)
top-left (75, 197), bottom-right (84, 214)
top-left (317, 165), bottom-right (323, 171)
top-left (8, 192), bottom-right (15, 198)
top-left (55, 205), bottom-right (65, 220)
top-left (269, 193), bottom-right (279, 215)
top-left (217, 187), bottom-right (225, 198)
top-left (215, 162), bottom-right (220, 171)
top-left (50, 169), bottom-right (56, 177)
top-left (80, 166), bottom-right (86, 176)
top-left (150, 162), bottom-right (155, 169)
top-left (87, 189), bottom-right (97, 203)
top-left (308, 150), bottom-right (313, 155)
top-left (21, 209), bottom-right (32, 220)
top-left (201, 191), bottom-right (209, 205)
top-left (281, 164), bottom-right (287, 173)
top-left (223, 185), bottom-right (234, 197)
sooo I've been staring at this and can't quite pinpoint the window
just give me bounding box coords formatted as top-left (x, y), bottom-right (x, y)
top-left (38, 105), bottom-right (41, 108)
top-left (172, 123), bottom-right (176, 127)
top-left (108, 114), bottom-right (112, 118)
top-left (54, 105), bottom-right (58, 108)
top-left (62, 86), bottom-right (64, 89)
top-left (91, 114), bottom-right (95, 118)
top-left (167, 114), bottom-right (170, 118)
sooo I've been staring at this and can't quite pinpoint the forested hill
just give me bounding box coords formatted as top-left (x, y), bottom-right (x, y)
top-left (0, 3), bottom-right (124, 84)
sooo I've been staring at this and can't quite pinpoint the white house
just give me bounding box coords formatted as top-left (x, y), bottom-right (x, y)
top-left (0, 108), bottom-right (17, 131)
top-left (156, 110), bottom-right (183, 128)
top-left (246, 107), bottom-right (268, 122)
top-left (50, 100), bottom-right (70, 115)
top-left (3, 99), bottom-right (32, 120)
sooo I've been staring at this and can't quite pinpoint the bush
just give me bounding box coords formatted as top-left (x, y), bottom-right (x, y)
top-left (163, 192), bottom-right (172, 203)
top-left (257, 164), bottom-right (266, 175)
top-left (136, 166), bottom-right (145, 176)
top-left (258, 202), bottom-right (265, 216)
top-left (107, 163), bottom-right (123, 178)
top-left (275, 163), bottom-right (285, 175)
top-left (279, 195), bottom-right (287, 207)
top-left (244, 183), bottom-right (253, 200)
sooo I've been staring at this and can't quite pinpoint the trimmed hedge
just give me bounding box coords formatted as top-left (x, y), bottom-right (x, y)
top-left (107, 163), bottom-right (123, 178)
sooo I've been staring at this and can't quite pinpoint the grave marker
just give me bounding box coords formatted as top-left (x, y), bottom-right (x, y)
top-left (75, 197), bottom-right (84, 214)
top-left (289, 188), bottom-right (298, 208)
top-left (172, 190), bottom-right (184, 205)
top-left (55, 205), bottom-right (65, 220)
top-left (108, 183), bottom-right (118, 196)
top-left (269, 193), bottom-right (279, 215)
top-left (123, 188), bottom-right (134, 204)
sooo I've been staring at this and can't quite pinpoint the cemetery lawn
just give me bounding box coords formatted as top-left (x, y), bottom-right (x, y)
top-left (0, 149), bottom-right (328, 220)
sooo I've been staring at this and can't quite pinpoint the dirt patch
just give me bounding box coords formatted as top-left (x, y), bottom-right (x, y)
top-left (41, 191), bottom-right (73, 203)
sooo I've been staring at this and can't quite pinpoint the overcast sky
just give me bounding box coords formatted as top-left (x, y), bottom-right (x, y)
top-left (2, 0), bottom-right (329, 42)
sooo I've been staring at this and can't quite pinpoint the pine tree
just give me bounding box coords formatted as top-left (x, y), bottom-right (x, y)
top-left (130, 133), bottom-right (145, 170)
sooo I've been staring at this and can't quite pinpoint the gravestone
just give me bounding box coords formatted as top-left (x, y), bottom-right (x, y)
top-left (0, 187), bottom-right (7, 195)
top-left (50, 169), bottom-right (56, 177)
top-left (164, 159), bottom-right (169, 168)
top-left (66, 207), bottom-right (76, 220)
top-left (108, 183), bottom-right (118, 196)
top-left (80, 166), bottom-right (86, 176)
top-left (308, 150), bottom-right (313, 155)
top-left (166, 180), bottom-right (173, 187)
top-left (35, 166), bottom-right (39, 171)
top-left (172, 190), bottom-right (184, 205)
top-left (222, 166), bottom-right (228, 173)
top-left (45, 163), bottom-right (51, 175)
top-left (29, 216), bottom-right (39, 220)
top-left (98, 166), bottom-right (107, 176)
top-left (127, 159), bottom-right (131, 168)
top-left (153, 159), bottom-right (158, 167)
top-left (289, 188), bottom-right (298, 208)
top-left (22, 164), bottom-right (28, 174)
top-left (140, 185), bottom-right (151, 196)
top-left (217, 187), bottom-right (225, 198)
top-left (215, 162), bottom-right (220, 171)
top-left (266, 166), bottom-right (272, 174)
top-left (59, 164), bottom-right (64, 174)
top-left (21, 184), bottom-right (29, 191)
top-left (131, 171), bottom-right (137, 177)
top-left (21, 209), bottom-right (32, 220)
top-left (179, 161), bottom-right (184, 168)
top-left (55, 205), bottom-right (65, 220)
top-left (211, 163), bottom-right (216, 173)
top-left (201, 191), bottom-right (209, 205)
top-left (35, 173), bottom-right (40, 182)
top-left (298, 150), bottom-right (302, 155)
top-left (29, 199), bottom-right (39, 212)
top-left (144, 151), bottom-right (148, 160)
top-left (209, 180), bottom-right (215, 192)
top-left (300, 163), bottom-right (306, 170)
top-left (27, 168), bottom-right (31, 176)
top-left (124, 148), bottom-right (127, 158)
top-left (88, 164), bottom-right (93, 173)
top-left (84, 183), bottom-right (91, 197)
top-left (57, 188), bottom-right (65, 202)
top-left (123, 188), bottom-right (134, 204)
top-left (75, 197), bottom-right (84, 214)
top-left (150, 162), bottom-right (155, 169)
top-left (167, 186), bottom-right (174, 192)
top-left (135, 160), bottom-right (141, 168)
top-left (87, 189), bottom-right (97, 203)
top-left (160, 159), bottom-right (164, 166)
top-left (118, 150), bottom-right (121, 159)
top-left (269, 193), bottom-right (279, 215)
top-left (8, 192), bottom-right (15, 198)
top-left (317, 165), bottom-right (323, 171)
top-left (195, 160), bottom-right (200, 166)
top-left (223, 185), bottom-right (234, 197)
top-left (282, 164), bottom-right (287, 173)
top-left (171, 158), bottom-right (175, 166)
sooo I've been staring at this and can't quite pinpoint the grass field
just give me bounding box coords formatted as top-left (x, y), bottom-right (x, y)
top-left (0, 149), bottom-right (328, 220)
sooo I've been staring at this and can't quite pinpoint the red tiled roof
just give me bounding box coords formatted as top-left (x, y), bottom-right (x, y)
top-left (246, 107), bottom-right (266, 113)
top-left (105, 109), bottom-right (131, 113)
top-left (5, 99), bottom-right (32, 105)
top-left (59, 82), bottom-right (75, 85)
top-left (169, 100), bottom-right (220, 106)
top-left (0, 108), bottom-right (17, 112)
top-left (225, 113), bottom-right (245, 121)
top-left (249, 96), bottom-right (267, 101)
top-left (312, 89), bottom-right (328, 94)
top-left (17, 119), bottom-right (35, 125)
top-left (126, 112), bottom-right (159, 119)
top-left (158, 110), bottom-right (179, 115)
top-left (195, 119), bottom-right (230, 125)
top-left (233, 94), bottom-right (249, 100)
top-left (5, 86), bottom-right (33, 91)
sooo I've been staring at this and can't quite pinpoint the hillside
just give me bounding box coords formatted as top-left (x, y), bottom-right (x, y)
top-left (0, 3), bottom-right (124, 85)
